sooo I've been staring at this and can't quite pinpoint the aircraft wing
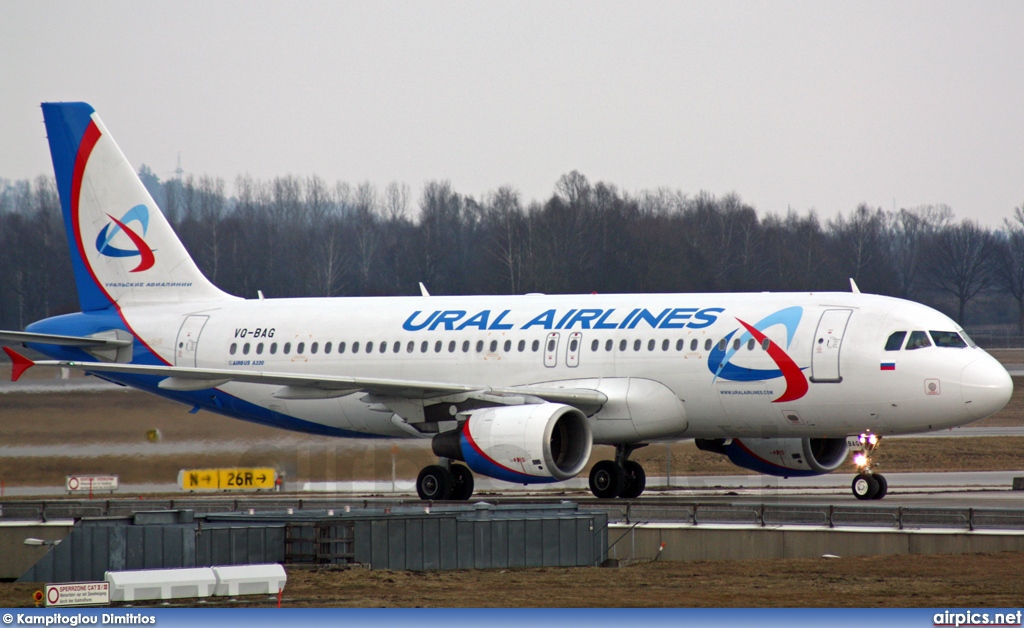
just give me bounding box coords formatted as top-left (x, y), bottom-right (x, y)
top-left (1, 347), bottom-right (607, 409)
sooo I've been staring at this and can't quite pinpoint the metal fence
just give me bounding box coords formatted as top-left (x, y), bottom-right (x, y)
top-left (580, 502), bottom-right (1024, 531)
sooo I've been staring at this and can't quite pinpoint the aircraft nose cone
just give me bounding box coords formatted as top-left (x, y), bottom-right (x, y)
top-left (961, 357), bottom-right (1013, 420)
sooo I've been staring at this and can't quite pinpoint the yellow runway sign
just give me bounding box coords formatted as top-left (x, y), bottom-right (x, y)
top-left (178, 467), bottom-right (276, 491)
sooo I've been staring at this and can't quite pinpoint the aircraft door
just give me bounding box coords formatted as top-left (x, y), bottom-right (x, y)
top-left (810, 309), bottom-right (852, 383)
top-left (175, 315), bottom-right (209, 367)
top-left (566, 332), bottom-right (582, 368)
top-left (544, 332), bottom-right (560, 367)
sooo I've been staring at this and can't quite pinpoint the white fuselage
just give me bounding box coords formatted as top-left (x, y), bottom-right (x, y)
top-left (120, 290), bottom-right (1012, 444)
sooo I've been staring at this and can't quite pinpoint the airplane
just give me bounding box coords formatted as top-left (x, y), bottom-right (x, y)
top-left (0, 102), bottom-right (1014, 502)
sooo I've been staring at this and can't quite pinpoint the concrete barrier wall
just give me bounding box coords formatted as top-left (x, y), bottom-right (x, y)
top-left (608, 524), bottom-right (1024, 562)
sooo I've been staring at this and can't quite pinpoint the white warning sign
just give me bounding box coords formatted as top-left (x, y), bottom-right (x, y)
top-left (44, 581), bottom-right (110, 607)
top-left (66, 475), bottom-right (119, 493)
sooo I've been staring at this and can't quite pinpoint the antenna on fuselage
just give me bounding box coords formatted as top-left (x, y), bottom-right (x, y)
top-left (849, 278), bottom-right (861, 294)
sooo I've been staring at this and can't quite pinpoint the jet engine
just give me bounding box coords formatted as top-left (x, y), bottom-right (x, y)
top-left (432, 403), bottom-right (592, 484)
top-left (695, 437), bottom-right (849, 477)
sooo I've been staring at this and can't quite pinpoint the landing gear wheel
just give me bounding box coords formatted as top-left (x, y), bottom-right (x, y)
top-left (619, 460), bottom-right (647, 499)
top-left (852, 473), bottom-right (880, 500)
top-left (449, 464), bottom-right (475, 501)
top-left (589, 460), bottom-right (625, 499)
top-left (872, 474), bottom-right (887, 500)
top-left (417, 464), bottom-right (454, 500)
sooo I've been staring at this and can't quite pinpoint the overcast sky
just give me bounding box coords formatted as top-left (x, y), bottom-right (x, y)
top-left (1, 1), bottom-right (1021, 225)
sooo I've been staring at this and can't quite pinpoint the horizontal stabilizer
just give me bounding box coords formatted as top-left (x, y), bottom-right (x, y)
top-left (0, 330), bottom-right (132, 348)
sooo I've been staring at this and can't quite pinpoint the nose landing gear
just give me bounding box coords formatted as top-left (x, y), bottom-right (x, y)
top-left (851, 433), bottom-right (887, 500)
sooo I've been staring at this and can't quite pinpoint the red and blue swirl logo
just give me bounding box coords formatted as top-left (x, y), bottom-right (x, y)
top-left (94, 204), bottom-right (155, 272)
top-left (708, 306), bottom-right (809, 402)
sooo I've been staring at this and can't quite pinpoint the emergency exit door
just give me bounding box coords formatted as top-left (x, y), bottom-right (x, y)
top-left (810, 309), bottom-right (852, 383)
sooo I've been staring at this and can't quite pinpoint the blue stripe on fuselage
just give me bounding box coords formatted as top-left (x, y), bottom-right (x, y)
top-left (24, 311), bottom-right (380, 439)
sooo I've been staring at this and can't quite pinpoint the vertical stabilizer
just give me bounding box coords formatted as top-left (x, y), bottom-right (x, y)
top-left (41, 102), bottom-right (234, 311)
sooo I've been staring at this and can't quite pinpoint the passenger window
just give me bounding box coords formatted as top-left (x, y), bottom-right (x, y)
top-left (662, 339), bottom-right (670, 351)
top-left (591, 339), bottom-right (599, 351)
top-left (463, 341), bottom-right (470, 353)
top-left (338, 342), bottom-right (346, 354)
top-left (324, 342), bottom-right (332, 354)
top-left (352, 341), bottom-right (359, 353)
top-left (489, 340), bottom-right (497, 352)
top-left (690, 339), bottom-right (698, 351)
top-left (310, 342), bottom-right (318, 354)
top-left (532, 339), bottom-right (540, 352)
top-left (256, 343), bottom-right (264, 355)
top-left (407, 341), bottom-right (414, 353)
top-left (884, 331), bottom-right (906, 352)
top-left (930, 331), bottom-right (967, 348)
top-left (381, 341), bottom-right (389, 353)
top-left (732, 339), bottom-right (741, 351)
top-left (547, 339), bottom-right (556, 352)
top-left (393, 341), bottom-right (401, 353)
top-left (284, 342), bottom-right (292, 354)
top-left (518, 340), bottom-right (526, 352)
top-left (448, 341), bottom-right (455, 352)
top-left (270, 342), bottom-right (278, 355)
top-left (297, 342), bottom-right (305, 354)
top-left (648, 339), bottom-right (655, 351)
top-left (761, 338), bottom-right (770, 350)
top-left (504, 340), bottom-right (512, 352)
top-left (243, 343), bottom-right (250, 355)
top-left (633, 339), bottom-right (641, 351)
top-left (676, 339), bottom-right (683, 351)
top-left (605, 339), bottom-right (613, 351)
top-left (365, 341), bottom-right (373, 354)
top-left (705, 339), bottom-right (712, 351)
top-left (477, 340), bottom-right (485, 353)
top-left (747, 339), bottom-right (755, 351)
top-left (905, 331), bottom-right (931, 350)
top-left (718, 339), bottom-right (727, 351)
top-left (619, 339), bottom-right (627, 351)
top-left (421, 341), bottom-right (428, 353)
top-left (229, 343), bottom-right (237, 355)
top-left (569, 338), bottom-right (578, 352)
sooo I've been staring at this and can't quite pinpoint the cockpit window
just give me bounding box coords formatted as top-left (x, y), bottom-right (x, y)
top-left (905, 330), bottom-right (932, 350)
top-left (930, 331), bottom-right (967, 348)
top-left (884, 331), bottom-right (906, 351)
top-left (959, 330), bottom-right (978, 348)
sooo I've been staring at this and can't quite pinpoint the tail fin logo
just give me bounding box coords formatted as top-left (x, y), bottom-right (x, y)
top-left (95, 204), bottom-right (156, 272)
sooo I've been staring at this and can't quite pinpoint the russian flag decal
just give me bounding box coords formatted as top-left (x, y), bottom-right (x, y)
top-left (880, 362), bottom-right (896, 371)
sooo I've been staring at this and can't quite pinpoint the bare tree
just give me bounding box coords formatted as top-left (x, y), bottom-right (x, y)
top-left (996, 204), bottom-right (1024, 332)
top-left (925, 219), bottom-right (998, 325)
top-left (484, 186), bottom-right (528, 293)
top-left (383, 181), bottom-right (410, 223)
top-left (885, 204), bottom-right (954, 299)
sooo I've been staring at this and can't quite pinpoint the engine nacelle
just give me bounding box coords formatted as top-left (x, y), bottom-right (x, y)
top-left (695, 437), bottom-right (849, 477)
top-left (432, 403), bottom-right (592, 484)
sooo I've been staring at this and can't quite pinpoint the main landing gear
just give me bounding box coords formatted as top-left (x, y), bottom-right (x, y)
top-left (589, 444), bottom-right (648, 499)
top-left (851, 433), bottom-right (887, 500)
top-left (416, 459), bottom-right (475, 501)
